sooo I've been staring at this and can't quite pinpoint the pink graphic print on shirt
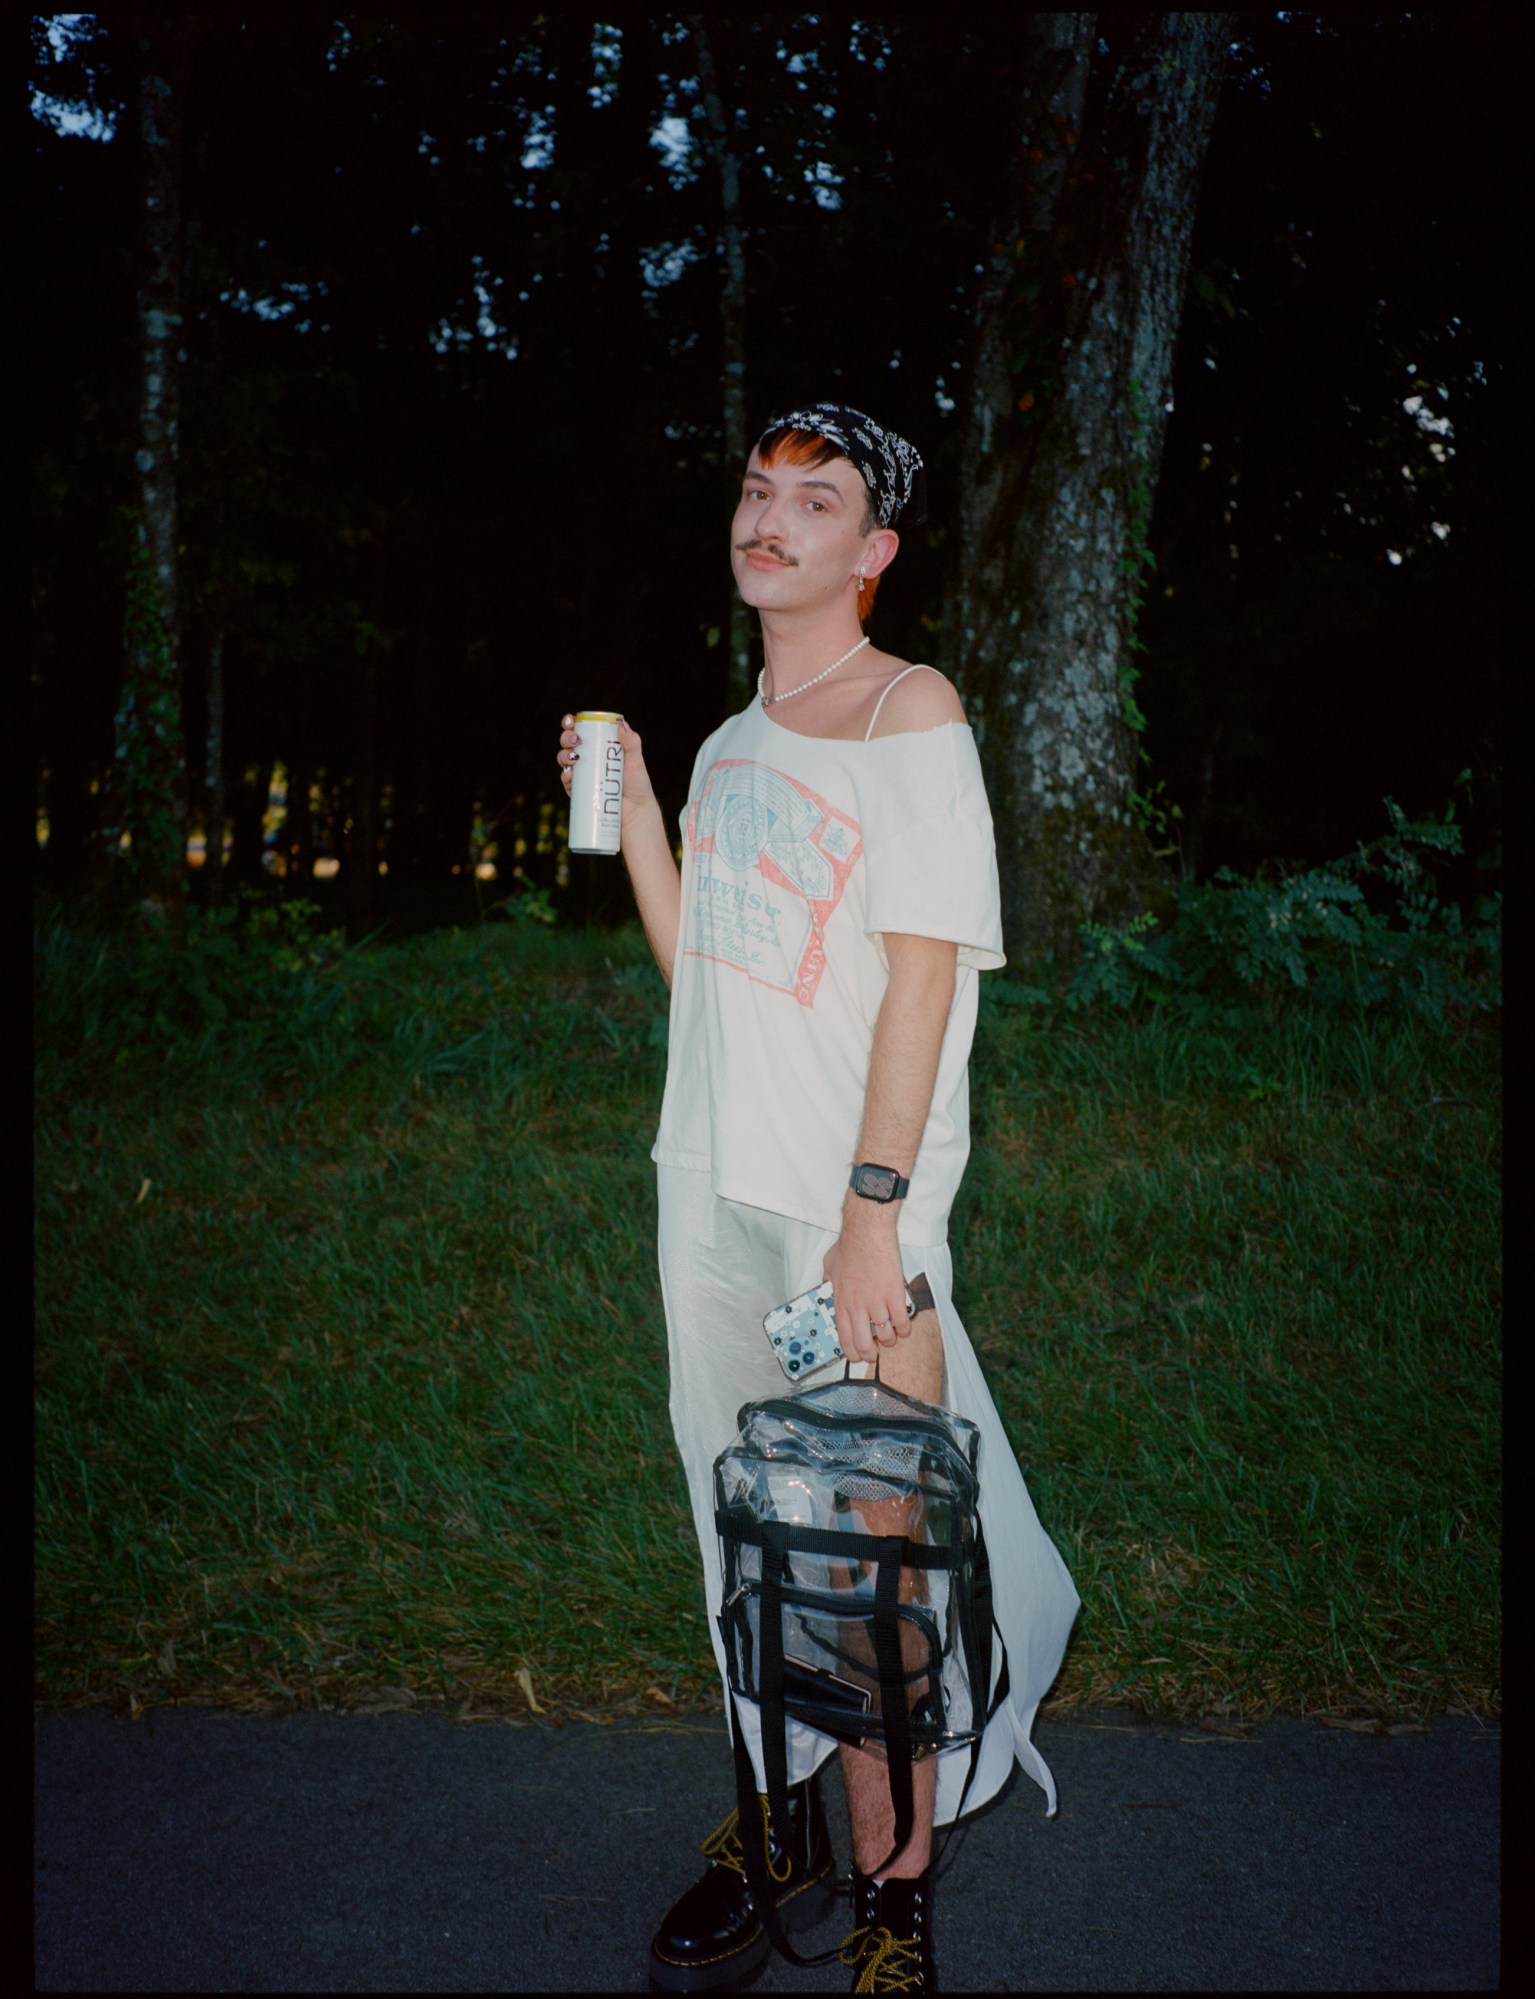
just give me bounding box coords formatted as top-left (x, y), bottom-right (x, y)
top-left (686, 759), bottom-right (862, 1006)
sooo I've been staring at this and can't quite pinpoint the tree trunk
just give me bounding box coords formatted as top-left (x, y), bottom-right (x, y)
top-left (277, 651), bottom-right (315, 893)
top-left (341, 615), bottom-right (383, 935)
top-left (951, 12), bottom-right (1233, 967)
top-left (344, 647), bottom-right (381, 940)
top-left (200, 631), bottom-right (226, 905)
top-left (689, 16), bottom-right (754, 708)
top-left (112, 20), bottom-right (200, 936)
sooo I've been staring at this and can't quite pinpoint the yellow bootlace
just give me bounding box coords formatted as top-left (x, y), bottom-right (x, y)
top-left (840, 1923), bottom-right (925, 1992)
top-left (698, 1795), bottom-right (793, 1886)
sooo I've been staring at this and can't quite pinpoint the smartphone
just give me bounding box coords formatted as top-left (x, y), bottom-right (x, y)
top-left (763, 1281), bottom-right (844, 1381)
top-left (763, 1273), bottom-right (934, 1382)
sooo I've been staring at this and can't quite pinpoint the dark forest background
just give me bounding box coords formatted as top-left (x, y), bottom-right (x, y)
top-left (31, 11), bottom-right (1506, 943)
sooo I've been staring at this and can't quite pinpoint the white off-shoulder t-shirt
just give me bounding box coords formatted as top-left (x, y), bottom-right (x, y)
top-left (651, 687), bottom-right (1005, 1246)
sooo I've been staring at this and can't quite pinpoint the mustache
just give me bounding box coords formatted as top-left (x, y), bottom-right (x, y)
top-left (737, 540), bottom-right (797, 564)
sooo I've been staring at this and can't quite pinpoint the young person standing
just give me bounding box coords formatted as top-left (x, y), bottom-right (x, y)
top-left (557, 404), bottom-right (1078, 1994)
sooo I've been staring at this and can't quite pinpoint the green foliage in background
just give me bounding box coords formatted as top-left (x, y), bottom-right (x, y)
top-left (35, 895), bottom-right (1499, 1724)
top-left (1069, 794), bottom-right (1500, 1021)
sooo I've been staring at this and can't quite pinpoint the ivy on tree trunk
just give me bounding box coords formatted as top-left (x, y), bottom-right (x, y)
top-left (951, 11), bottom-right (1233, 967)
top-left (113, 19), bottom-right (199, 935)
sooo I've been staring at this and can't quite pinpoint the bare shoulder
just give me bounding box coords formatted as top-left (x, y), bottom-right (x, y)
top-left (866, 661), bottom-right (968, 738)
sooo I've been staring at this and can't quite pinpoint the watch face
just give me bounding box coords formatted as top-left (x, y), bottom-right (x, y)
top-left (857, 1166), bottom-right (899, 1201)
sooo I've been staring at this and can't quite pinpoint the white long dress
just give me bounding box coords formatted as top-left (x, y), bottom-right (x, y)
top-left (650, 685), bottom-right (1081, 1818)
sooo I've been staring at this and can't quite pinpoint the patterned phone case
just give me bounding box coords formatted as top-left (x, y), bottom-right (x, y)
top-left (763, 1276), bottom-right (929, 1383)
top-left (763, 1282), bottom-right (844, 1381)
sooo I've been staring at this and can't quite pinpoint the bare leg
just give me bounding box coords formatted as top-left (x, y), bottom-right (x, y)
top-left (842, 1740), bottom-right (937, 1875)
top-left (840, 1306), bottom-right (944, 1879)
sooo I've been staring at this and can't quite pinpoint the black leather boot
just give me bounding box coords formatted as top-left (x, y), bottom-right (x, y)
top-left (648, 1773), bottom-right (836, 1991)
top-left (840, 1867), bottom-right (936, 1993)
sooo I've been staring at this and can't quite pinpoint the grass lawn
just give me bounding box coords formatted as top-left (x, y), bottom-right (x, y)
top-left (34, 907), bottom-right (1500, 1724)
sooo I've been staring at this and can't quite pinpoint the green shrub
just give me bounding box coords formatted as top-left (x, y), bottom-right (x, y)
top-left (1067, 795), bottom-right (1501, 1021)
top-left (34, 890), bottom-right (354, 1049)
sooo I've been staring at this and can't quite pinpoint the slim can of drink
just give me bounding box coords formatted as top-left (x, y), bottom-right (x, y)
top-left (568, 711), bottom-right (624, 855)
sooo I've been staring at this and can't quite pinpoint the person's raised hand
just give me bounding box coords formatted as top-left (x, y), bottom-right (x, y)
top-left (557, 715), bottom-right (659, 828)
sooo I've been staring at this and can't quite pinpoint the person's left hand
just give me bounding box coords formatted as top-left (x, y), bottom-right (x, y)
top-left (822, 1203), bottom-right (911, 1365)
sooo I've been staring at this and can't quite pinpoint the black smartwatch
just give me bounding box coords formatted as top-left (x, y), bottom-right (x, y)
top-left (849, 1162), bottom-right (910, 1204)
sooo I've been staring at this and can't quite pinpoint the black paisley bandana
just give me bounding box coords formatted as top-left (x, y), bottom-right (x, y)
top-left (756, 402), bottom-right (928, 533)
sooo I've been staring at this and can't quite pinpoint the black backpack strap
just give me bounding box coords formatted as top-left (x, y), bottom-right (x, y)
top-left (867, 1537), bottom-right (916, 1879)
top-left (928, 1611), bottom-right (1013, 1887)
top-left (728, 1679), bottom-right (846, 1968)
top-left (725, 1525), bottom-right (928, 1971)
top-left (727, 1612), bottom-right (1014, 1971)
top-left (754, 1524), bottom-right (796, 1889)
top-left (717, 1508), bottom-right (953, 1572)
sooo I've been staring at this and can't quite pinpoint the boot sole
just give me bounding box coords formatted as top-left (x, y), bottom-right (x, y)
top-left (648, 1866), bottom-right (838, 1993)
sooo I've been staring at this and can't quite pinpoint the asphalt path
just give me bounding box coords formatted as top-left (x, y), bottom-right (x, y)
top-left (34, 1706), bottom-right (1498, 1992)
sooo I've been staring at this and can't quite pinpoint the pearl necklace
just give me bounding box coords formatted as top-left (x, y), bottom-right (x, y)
top-left (758, 635), bottom-right (871, 707)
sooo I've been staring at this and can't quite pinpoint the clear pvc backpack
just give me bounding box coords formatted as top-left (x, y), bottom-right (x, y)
top-left (713, 1370), bottom-right (1006, 1903)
